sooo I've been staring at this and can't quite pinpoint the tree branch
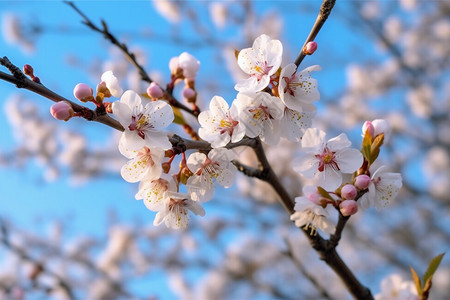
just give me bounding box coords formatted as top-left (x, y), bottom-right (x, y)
top-left (0, 58), bottom-right (125, 132)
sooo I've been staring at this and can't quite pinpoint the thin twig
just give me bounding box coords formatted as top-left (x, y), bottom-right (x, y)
top-left (294, 0), bottom-right (336, 67)
top-left (0, 59), bottom-right (124, 132)
top-left (65, 1), bottom-right (199, 118)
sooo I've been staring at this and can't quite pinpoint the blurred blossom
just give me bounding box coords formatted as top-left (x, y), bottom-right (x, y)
top-left (360, 1), bottom-right (380, 20)
top-left (152, 0), bottom-right (181, 24)
top-left (2, 12), bottom-right (34, 54)
top-left (399, 0), bottom-right (417, 11)
top-left (209, 2), bottom-right (227, 29)
top-left (384, 16), bottom-right (403, 42)
top-left (406, 84), bottom-right (434, 118)
top-left (374, 274), bottom-right (418, 300)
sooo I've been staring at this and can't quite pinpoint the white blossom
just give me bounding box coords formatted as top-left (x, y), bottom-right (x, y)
top-left (198, 96), bottom-right (245, 148)
top-left (235, 34), bottom-right (282, 93)
top-left (136, 173), bottom-right (177, 212)
top-left (187, 148), bottom-right (237, 202)
top-left (278, 64), bottom-right (321, 112)
top-left (294, 128), bottom-right (363, 190)
top-left (375, 274), bottom-right (418, 300)
top-left (290, 191), bottom-right (335, 235)
top-left (101, 71), bottom-right (123, 98)
top-left (359, 165), bottom-right (403, 209)
top-left (234, 91), bottom-right (285, 145)
top-left (112, 90), bottom-right (174, 152)
top-left (120, 146), bottom-right (164, 183)
top-left (154, 191), bottom-right (205, 230)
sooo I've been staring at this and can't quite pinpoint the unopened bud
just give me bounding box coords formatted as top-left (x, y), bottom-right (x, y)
top-left (182, 87), bottom-right (196, 102)
top-left (362, 121), bottom-right (375, 138)
top-left (341, 184), bottom-right (357, 200)
top-left (23, 64), bottom-right (34, 76)
top-left (304, 41), bottom-right (318, 55)
top-left (354, 174), bottom-right (371, 190)
top-left (97, 81), bottom-right (111, 98)
top-left (372, 119), bottom-right (391, 142)
top-left (50, 101), bottom-right (74, 121)
top-left (162, 162), bottom-right (171, 174)
top-left (339, 200), bottom-right (358, 216)
top-left (147, 82), bottom-right (164, 99)
top-left (73, 83), bottom-right (94, 102)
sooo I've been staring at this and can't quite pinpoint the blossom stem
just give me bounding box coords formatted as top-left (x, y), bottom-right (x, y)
top-left (247, 137), bottom-right (373, 300)
top-left (294, 0), bottom-right (336, 67)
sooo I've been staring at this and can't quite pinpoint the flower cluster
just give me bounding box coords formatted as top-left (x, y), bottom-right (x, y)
top-left (198, 34), bottom-right (320, 147)
top-left (291, 120), bottom-right (402, 235)
top-left (65, 35), bottom-right (403, 232)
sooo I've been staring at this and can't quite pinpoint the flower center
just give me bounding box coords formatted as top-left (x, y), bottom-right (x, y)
top-left (249, 104), bottom-right (271, 121)
top-left (168, 197), bottom-right (188, 211)
top-left (283, 73), bottom-right (302, 96)
top-left (196, 158), bottom-right (220, 178)
top-left (219, 116), bottom-right (239, 136)
top-left (129, 114), bottom-right (153, 139)
top-left (251, 60), bottom-right (273, 81)
top-left (137, 147), bottom-right (155, 167)
top-left (315, 146), bottom-right (340, 172)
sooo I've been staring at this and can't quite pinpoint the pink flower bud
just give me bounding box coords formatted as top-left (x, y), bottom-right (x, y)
top-left (50, 101), bottom-right (74, 121)
top-left (341, 184), bottom-right (357, 200)
top-left (362, 121), bottom-right (375, 138)
top-left (182, 87), bottom-right (196, 99)
top-left (372, 119), bottom-right (391, 141)
top-left (73, 83), bottom-right (94, 102)
top-left (23, 64), bottom-right (34, 76)
top-left (147, 82), bottom-right (164, 99)
top-left (339, 200), bottom-right (358, 216)
top-left (304, 41), bottom-right (318, 55)
top-left (354, 174), bottom-right (371, 190)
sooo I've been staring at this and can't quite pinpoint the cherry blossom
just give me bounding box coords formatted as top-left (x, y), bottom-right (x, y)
top-left (374, 274), bottom-right (418, 300)
top-left (290, 186), bottom-right (335, 235)
top-left (101, 70), bottom-right (123, 98)
top-left (294, 128), bottom-right (363, 190)
top-left (359, 165), bottom-right (403, 209)
top-left (120, 146), bottom-right (164, 183)
top-left (235, 34), bottom-right (282, 93)
top-left (279, 105), bottom-right (316, 142)
top-left (112, 90), bottom-right (174, 152)
top-left (153, 191), bottom-right (205, 230)
top-left (278, 64), bottom-right (321, 112)
top-left (135, 173), bottom-right (177, 212)
top-left (186, 148), bottom-right (237, 202)
top-left (234, 91), bottom-right (285, 145)
top-left (198, 96), bottom-right (245, 148)
top-left (169, 52), bottom-right (200, 80)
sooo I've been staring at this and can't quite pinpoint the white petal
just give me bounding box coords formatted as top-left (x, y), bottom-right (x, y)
top-left (145, 100), bottom-right (174, 129)
top-left (293, 154), bottom-right (319, 178)
top-left (327, 133), bottom-right (352, 151)
top-left (112, 101), bottom-right (132, 127)
top-left (121, 156), bottom-right (148, 183)
top-left (335, 148), bottom-right (363, 174)
top-left (144, 131), bottom-right (172, 150)
top-left (301, 128), bottom-right (326, 149)
top-left (120, 90), bottom-right (142, 111)
top-left (316, 168), bottom-right (342, 191)
top-left (187, 152), bottom-right (207, 173)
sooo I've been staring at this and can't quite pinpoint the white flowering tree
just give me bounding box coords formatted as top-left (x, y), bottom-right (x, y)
top-left (0, 1), bottom-right (448, 299)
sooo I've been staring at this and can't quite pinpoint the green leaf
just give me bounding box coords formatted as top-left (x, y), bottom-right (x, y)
top-left (423, 252), bottom-right (445, 285)
top-left (317, 186), bottom-right (334, 201)
top-left (361, 132), bottom-right (372, 161)
top-left (410, 266), bottom-right (423, 296)
top-left (172, 106), bottom-right (186, 125)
